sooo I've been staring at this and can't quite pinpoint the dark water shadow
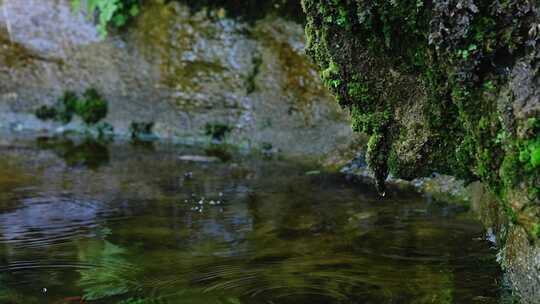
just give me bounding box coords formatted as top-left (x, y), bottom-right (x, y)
top-left (36, 136), bottom-right (110, 170)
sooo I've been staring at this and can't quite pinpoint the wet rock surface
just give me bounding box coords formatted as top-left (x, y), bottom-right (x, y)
top-left (0, 0), bottom-right (357, 156)
top-left (470, 183), bottom-right (540, 304)
top-left (504, 225), bottom-right (540, 302)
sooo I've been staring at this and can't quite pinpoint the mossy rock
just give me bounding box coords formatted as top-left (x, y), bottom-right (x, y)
top-left (301, 0), bottom-right (540, 234)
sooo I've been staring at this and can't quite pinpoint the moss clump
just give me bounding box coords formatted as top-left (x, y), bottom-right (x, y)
top-left (366, 133), bottom-right (390, 194)
top-left (57, 91), bottom-right (79, 123)
top-left (76, 89), bottom-right (108, 125)
top-left (533, 223), bottom-right (540, 239)
top-left (246, 55), bottom-right (262, 94)
top-left (302, 0), bottom-right (540, 237)
top-left (517, 136), bottom-right (540, 171)
top-left (35, 89), bottom-right (109, 126)
top-left (502, 120), bottom-right (540, 203)
top-left (96, 122), bottom-right (115, 141)
top-left (205, 123), bottom-right (233, 142)
top-left (347, 79), bottom-right (372, 105)
top-left (35, 105), bottom-right (58, 121)
top-left (72, 0), bottom-right (140, 38)
top-left (35, 91), bottom-right (78, 123)
top-left (129, 122), bottom-right (155, 142)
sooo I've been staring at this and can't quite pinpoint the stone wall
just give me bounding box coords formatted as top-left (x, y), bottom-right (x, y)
top-left (0, 0), bottom-right (358, 156)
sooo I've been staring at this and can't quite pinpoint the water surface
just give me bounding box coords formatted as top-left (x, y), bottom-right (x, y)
top-left (0, 137), bottom-right (504, 303)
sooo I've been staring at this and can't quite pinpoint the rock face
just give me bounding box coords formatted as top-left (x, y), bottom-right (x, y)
top-left (0, 0), bottom-right (356, 156)
top-left (302, 0), bottom-right (540, 302)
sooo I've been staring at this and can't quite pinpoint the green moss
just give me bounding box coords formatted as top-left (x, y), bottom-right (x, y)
top-left (351, 107), bottom-right (391, 135)
top-left (35, 91), bottom-right (78, 123)
top-left (532, 223), bottom-right (540, 239)
top-left (72, 0), bottom-right (140, 38)
top-left (500, 151), bottom-right (521, 188)
top-left (35, 105), bottom-right (58, 121)
top-left (366, 132), bottom-right (390, 194)
top-left (387, 149), bottom-right (400, 177)
top-left (205, 123), bottom-right (233, 142)
top-left (57, 91), bottom-right (79, 124)
top-left (96, 122), bottom-right (115, 141)
top-left (347, 78), bottom-right (373, 104)
top-left (76, 89), bottom-right (108, 125)
top-left (35, 88), bottom-right (109, 126)
top-left (526, 137), bottom-right (540, 169)
top-left (129, 122), bottom-right (155, 143)
top-left (320, 61), bottom-right (340, 89)
top-left (246, 55), bottom-right (262, 94)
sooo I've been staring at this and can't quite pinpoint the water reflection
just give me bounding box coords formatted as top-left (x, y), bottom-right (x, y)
top-left (0, 141), bottom-right (504, 303)
top-left (36, 136), bottom-right (110, 170)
